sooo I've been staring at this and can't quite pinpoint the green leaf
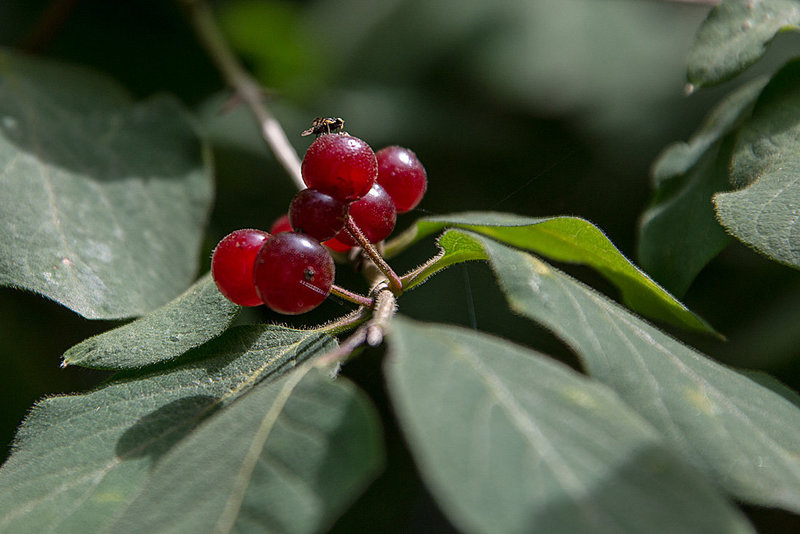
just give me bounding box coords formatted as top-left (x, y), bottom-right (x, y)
top-left (687, 0), bottom-right (800, 87)
top-left (639, 78), bottom-right (765, 295)
top-left (391, 212), bottom-right (715, 334)
top-left (62, 273), bottom-right (239, 370)
top-left (452, 230), bottom-right (800, 512)
top-left (715, 59), bottom-right (800, 268)
top-left (385, 318), bottom-right (752, 534)
top-left (0, 50), bottom-right (213, 319)
top-left (110, 366), bottom-right (383, 534)
top-left (0, 325), bottom-right (335, 533)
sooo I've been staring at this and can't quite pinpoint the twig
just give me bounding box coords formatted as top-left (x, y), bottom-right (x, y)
top-left (180, 0), bottom-right (304, 190)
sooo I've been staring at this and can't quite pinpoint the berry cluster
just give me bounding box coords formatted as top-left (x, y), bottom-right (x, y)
top-left (212, 120), bottom-right (427, 315)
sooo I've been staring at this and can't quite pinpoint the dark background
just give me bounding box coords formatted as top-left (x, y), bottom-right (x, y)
top-left (2, 0), bottom-right (800, 531)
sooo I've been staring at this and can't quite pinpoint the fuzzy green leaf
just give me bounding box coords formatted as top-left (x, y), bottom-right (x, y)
top-left (0, 325), bottom-right (336, 533)
top-left (715, 59), bottom-right (800, 268)
top-left (687, 0), bottom-right (800, 87)
top-left (110, 366), bottom-right (383, 534)
top-left (391, 212), bottom-right (715, 334)
top-left (0, 50), bottom-right (212, 319)
top-left (449, 230), bottom-right (800, 512)
top-left (62, 273), bottom-right (239, 370)
top-left (638, 78), bottom-right (765, 295)
top-left (385, 317), bottom-right (752, 534)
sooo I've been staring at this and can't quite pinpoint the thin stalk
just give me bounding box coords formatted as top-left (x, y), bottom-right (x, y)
top-left (316, 308), bottom-right (369, 336)
top-left (344, 218), bottom-right (403, 296)
top-left (316, 286), bottom-right (396, 366)
top-left (181, 0), bottom-right (304, 190)
top-left (329, 284), bottom-right (374, 308)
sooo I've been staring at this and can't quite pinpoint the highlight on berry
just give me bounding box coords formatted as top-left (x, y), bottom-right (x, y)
top-left (302, 117), bottom-right (345, 137)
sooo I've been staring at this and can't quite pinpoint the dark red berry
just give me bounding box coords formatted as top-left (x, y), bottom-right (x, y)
top-left (376, 146), bottom-right (427, 213)
top-left (335, 183), bottom-right (397, 247)
top-left (269, 214), bottom-right (292, 234)
top-left (301, 133), bottom-right (377, 201)
top-left (289, 188), bottom-right (349, 242)
top-left (211, 229), bottom-right (270, 307)
top-left (253, 232), bottom-right (335, 315)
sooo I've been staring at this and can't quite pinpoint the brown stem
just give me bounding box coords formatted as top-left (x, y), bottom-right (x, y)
top-left (315, 285), bottom-right (396, 366)
top-left (180, 0), bottom-right (304, 189)
top-left (345, 218), bottom-right (403, 296)
top-left (329, 284), bottom-right (373, 308)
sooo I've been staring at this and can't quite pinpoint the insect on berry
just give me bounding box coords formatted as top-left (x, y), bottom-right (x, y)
top-left (301, 133), bottom-right (378, 202)
top-left (301, 117), bottom-right (345, 137)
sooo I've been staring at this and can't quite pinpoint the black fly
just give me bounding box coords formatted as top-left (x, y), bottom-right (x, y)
top-left (301, 117), bottom-right (345, 137)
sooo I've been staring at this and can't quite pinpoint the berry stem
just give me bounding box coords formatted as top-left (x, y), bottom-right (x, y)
top-left (344, 217), bottom-right (403, 296)
top-left (316, 285), bottom-right (396, 366)
top-left (317, 308), bottom-right (369, 336)
top-left (329, 284), bottom-right (374, 308)
top-left (181, 0), bottom-right (304, 190)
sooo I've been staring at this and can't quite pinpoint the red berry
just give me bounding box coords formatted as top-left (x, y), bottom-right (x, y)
top-left (376, 146), bottom-right (427, 213)
top-left (335, 183), bottom-right (397, 247)
top-left (211, 229), bottom-right (270, 307)
top-left (323, 236), bottom-right (352, 253)
top-left (301, 133), bottom-right (377, 202)
top-left (289, 188), bottom-right (349, 242)
top-left (253, 232), bottom-right (335, 315)
top-left (269, 214), bottom-right (292, 234)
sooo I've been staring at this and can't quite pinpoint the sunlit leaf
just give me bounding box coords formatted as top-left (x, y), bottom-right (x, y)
top-left (385, 317), bottom-right (752, 534)
top-left (391, 213), bottom-right (715, 334)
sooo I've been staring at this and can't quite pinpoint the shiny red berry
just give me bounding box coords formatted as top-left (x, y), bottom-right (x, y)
top-left (335, 183), bottom-right (397, 247)
top-left (376, 146), bottom-right (427, 213)
top-left (289, 188), bottom-right (349, 242)
top-left (301, 133), bottom-right (377, 202)
top-left (253, 232), bottom-right (335, 315)
top-left (211, 229), bottom-right (270, 307)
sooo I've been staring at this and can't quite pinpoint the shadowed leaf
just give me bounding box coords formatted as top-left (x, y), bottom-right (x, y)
top-left (0, 325), bottom-right (335, 532)
top-left (62, 273), bottom-right (240, 370)
top-left (638, 78), bottom-right (765, 295)
top-left (687, 0), bottom-right (800, 87)
top-left (385, 318), bottom-right (752, 534)
top-left (110, 366), bottom-right (383, 534)
top-left (715, 59), bottom-right (800, 268)
top-left (0, 50), bottom-right (212, 319)
top-left (433, 230), bottom-right (800, 513)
